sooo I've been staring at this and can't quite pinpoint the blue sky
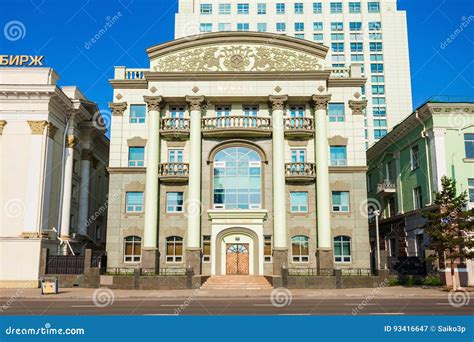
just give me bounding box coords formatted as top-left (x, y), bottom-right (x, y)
top-left (1, 0), bottom-right (473, 118)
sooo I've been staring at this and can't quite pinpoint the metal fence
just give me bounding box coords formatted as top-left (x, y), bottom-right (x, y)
top-left (287, 268), bottom-right (335, 276)
top-left (45, 256), bottom-right (85, 275)
top-left (105, 267), bottom-right (187, 276)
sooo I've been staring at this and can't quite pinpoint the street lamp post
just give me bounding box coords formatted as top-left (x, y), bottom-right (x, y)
top-left (374, 210), bottom-right (381, 271)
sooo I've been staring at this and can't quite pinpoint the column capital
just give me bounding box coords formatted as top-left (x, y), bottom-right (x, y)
top-left (348, 99), bottom-right (368, 115)
top-left (268, 95), bottom-right (288, 111)
top-left (185, 96), bottom-right (206, 112)
top-left (108, 102), bottom-right (128, 116)
top-left (81, 149), bottom-right (93, 161)
top-left (66, 135), bottom-right (78, 148)
top-left (47, 122), bottom-right (58, 139)
top-left (0, 120), bottom-right (7, 135)
top-left (27, 120), bottom-right (48, 135)
top-left (143, 96), bottom-right (163, 112)
top-left (311, 94), bottom-right (332, 110)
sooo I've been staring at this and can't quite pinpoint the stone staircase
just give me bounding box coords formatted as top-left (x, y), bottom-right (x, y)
top-left (200, 275), bottom-right (272, 290)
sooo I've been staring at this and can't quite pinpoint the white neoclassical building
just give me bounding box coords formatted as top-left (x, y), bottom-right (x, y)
top-left (106, 32), bottom-right (371, 276)
top-left (0, 68), bottom-right (109, 287)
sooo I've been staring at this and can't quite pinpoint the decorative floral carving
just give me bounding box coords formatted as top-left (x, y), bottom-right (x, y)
top-left (109, 102), bottom-right (127, 116)
top-left (154, 45), bottom-right (323, 72)
top-left (186, 96), bottom-right (206, 112)
top-left (311, 95), bottom-right (332, 110)
top-left (0, 120), bottom-right (7, 135)
top-left (349, 99), bottom-right (368, 115)
top-left (268, 95), bottom-right (288, 111)
top-left (47, 123), bottom-right (58, 139)
top-left (143, 96), bottom-right (163, 112)
top-left (66, 135), bottom-right (77, 148)
top-left (27, 120), bottom-right (48, 135)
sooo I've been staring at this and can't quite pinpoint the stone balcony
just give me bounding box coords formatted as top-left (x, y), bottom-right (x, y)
top-left (377, 180), bottom-right (396, 197)
top-left (284, 117), bottom-right (314, 140)
top-left (160, 118), bottom-right (190, 140)
top-left (201, 116), bottom-right (272, 138)
top-left (285, 162), bottom-right (316, 183)
top-left (158, 163), bottom-right (189, 183)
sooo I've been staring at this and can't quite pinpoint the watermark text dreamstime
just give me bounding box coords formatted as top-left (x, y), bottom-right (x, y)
top-left (440, 16), bottom-right (474, 49)
top-left (84, 11), bottom-right (122, 49)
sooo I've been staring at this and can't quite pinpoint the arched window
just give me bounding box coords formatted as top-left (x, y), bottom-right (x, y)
top-left (291, 235), bottom-right (309, 262)
top-left (166, 236), bottom-right (183, 263)
top-left (213, 147), bottom-right (261, 209)
top-left (334, 236), bottom-right (351, 263)
top-left (124, 236), bottom-right (141, 262)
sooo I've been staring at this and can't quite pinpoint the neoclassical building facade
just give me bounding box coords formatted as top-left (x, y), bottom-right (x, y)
top-left (0, 68), bottom-right (109, 287)
top-left (106, 32), bottom-right (370, 276)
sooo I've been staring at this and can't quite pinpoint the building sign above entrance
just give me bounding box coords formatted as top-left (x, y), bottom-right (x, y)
top-left (0, 55), bottom-right (44, 66)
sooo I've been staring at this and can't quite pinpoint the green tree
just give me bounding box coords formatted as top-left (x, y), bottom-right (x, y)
top-left (424, 176), bottom-right (474, 290)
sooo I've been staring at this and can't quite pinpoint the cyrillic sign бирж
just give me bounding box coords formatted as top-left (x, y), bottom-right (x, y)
top-left (0, 55), bottom-right (44, 66)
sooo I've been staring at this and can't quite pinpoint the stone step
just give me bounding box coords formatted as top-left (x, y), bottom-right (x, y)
top-left (201, 276), bottom-right (272, 290)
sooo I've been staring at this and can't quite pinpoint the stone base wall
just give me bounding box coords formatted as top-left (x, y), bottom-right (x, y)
top-left (98, 274), bottom-right (205, 290)
top-left (286, 275), bottom-right (391, 289)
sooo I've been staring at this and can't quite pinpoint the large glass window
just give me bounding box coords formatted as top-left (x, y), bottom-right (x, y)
top-left (313, 2), bottom-right (322, 14)
top-left (166, 236), bottom-right (183, 262)
top-left (276, 3), bottom-right (285, 14)
top-left (213, 147), bottom-right (261, 209)
top-left (200, 23), bottom-right (212, 32)
top-left (237, 3), bottom-right (249, 14)
top-left (290, 192), bottom-right (308, 212)
top-left (330, 2), bottom-right (342, 13)
top-left (202, 235), bottom-right (211, 262)
top-left (237, 23), bottom-right (249, 31)
top-left (368, 2), bottom-right (380, 13)
top-left (167, 192), bottom-right (184, 212)
top-left (468, 179), bottom-right (474, 203)
top-left (332, 191), bottom-right (349, 212)
top-left (292, 236), bottom-right (309, 262)
top-left (348, 2), bottom-right (360, 13)
top-left (257, 3), bottom-right (266, 14)
top-left (124, 236), bottom-right (141, 262)
top-left (128, 147), bottom-right (144, 167)
top-left (411, 145), bottom-right (420, 170)
top-left (328, 103), bottom-right (345, 122)
top-left (330, 146), bottom-right (347, 166)
top-left (413, 186), bottom-right (423, 210)
top-left (465, 133), bottom-right (474, 158)
top-left (130, 104), bottom-right (146, 123)
top-left (334, 236), bottom-right (351, 262)
top-left (126, 192), bottom-right (143, 212)
top-left (294, 3), bottom-right (304, 14)
top-left (219, 3), bottom-right (231, 14)
top-left (200, 3), bottom-right (212, 14)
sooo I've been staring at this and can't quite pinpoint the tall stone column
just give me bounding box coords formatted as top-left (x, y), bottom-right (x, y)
top-left (393, 151), bottom-right (404, 214)
top-left (142, 96), bottom-right (163, 271)
top-left (312, 94), bottom-right (333, 269)
top-left (60, 134), bottom-right (77, 239)
top-left (41, 123), bottom-right (58, 232)
top-left (23, 120), bottom-right (48, 238)
top-left (269, 95), bottom-right (288, 275)
top-left (185, 95), bottom-right (206, 275)
top-left (77, 149), bottom-right (92, 236)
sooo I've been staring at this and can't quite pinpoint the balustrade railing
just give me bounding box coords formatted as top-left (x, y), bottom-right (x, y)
top-left (284, 117), bottom-right (314, 131)
top-left (201, 116), bottom-right (271, 130)
top-left (160, 118), bottom-right (190, 131)
top-left (285, 162), bottom-right (316, 177)
top-left (159, 163), bottom-right (189, 177)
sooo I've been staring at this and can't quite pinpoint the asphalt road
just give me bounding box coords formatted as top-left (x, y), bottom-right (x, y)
top-left (1, 297), bottom-right (472, 316)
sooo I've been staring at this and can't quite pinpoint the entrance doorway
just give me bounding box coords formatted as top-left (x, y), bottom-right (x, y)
top-left (226, 243), bottom-right (249, 275)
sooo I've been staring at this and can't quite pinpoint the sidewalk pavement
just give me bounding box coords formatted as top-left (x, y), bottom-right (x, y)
top-left (0, 286), bottom-right (457, 300)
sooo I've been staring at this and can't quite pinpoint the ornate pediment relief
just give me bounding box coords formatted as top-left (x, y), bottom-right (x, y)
top-left (152, 44), bottom-right (324, 73)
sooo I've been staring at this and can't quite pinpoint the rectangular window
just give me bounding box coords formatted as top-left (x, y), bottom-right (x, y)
top-left (349, 22), bottom-right (362, 31)
top-left (374, 129), bottom-right (387, 139)
top-left (291, 148), bottom-right (306, 163)
top-left (468, 179), bottom-right (474, 203)
top-left (276, 22), bottom-right (286, 32)
top-left (200, 3), bottom-right (212, 14)
top-left (257, 23), bottom-right (267, 32)
top-left (334, 236), bottom-right (351, 262)
top-left (465, 133), bottom-right (474, 158)
top-left (167, 192), bottom-right (184, 212)
top-left (330, 2), bottom-right (342, 13)
top-left (294, 2), bottom-right (304, 14)
top-left (370, 42), bottom-right (383, 51)
top-left (128, 147), bottom-right (144, 167)
top-left (331, 22), bottom-right (343, 31)
top-left (370, 63), bottom-right (384, 73)
top-left (200, 23), bottom-right (212, 32)
top-left (295, 22), bottom-right (304, 32)
top-left (264, 236), bottom-right (272, 262)
top-left (369, 32), bottom-right (383, 40)
top-left (348, 2), bottom-right (361, 13)
top-left (415, 233), bottom-right (424, 257)
top-left (373, 119), bottom-right (387, 127)
top-left (168, 149), bottom-right (183, 163)
top-left (218, 23), bottom-right (231, 31)
top-left (413, 186), bottom-right (423, 210)
top-left (202, 235), bottom-right (211, 262)
top-left (350, 42), bottom-right (363, 52)
top-left (166, 237), bottom-right (183, 263)
top-left (330, 146), bottom-right (347, 166)
top-left (237, 23), bottom-right (249, 31)
top-left (369, 21), bottom-right (381, 31)
top-left (276, 3), bottom-right (285, 14)
top-left (130, 104), bottom-right (146, 123)
top-left (237, 3), bottom-right (249, 14)
top-left (332, 191), bottom-right (350, 212)
top-left (313, 22), bottom-right (323, 31)
top-left (313, 2), bottom-right (322, 14)
top-left (295, 34), bottom-right (305, 39)
top-left (290, 192), bottom-right (308, 213)
top-left (350, 33), bottom-right (363, 41)
top-left (331, 42), bottom-right (344, 52)
top-left (257, 3), bottom-right (266, 14)
top-left (372, 85), bottom-right (385, 94)
top-left (313, 33), bottom-right (324, 41)
top-left (411, 145), bottom-right (420, 170)
top-left (219, 3), bottom-right (231, 14)
top-left (368, 2), bottom-right (380, 13)
top-left (126, 192), bottom-right (143, 213)
top-left (331, 33), bottom-right (344, 41)
top-left (328, 103), bottom-right (345, 122)
top-left (124, 236), bottom-right (141, 262)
